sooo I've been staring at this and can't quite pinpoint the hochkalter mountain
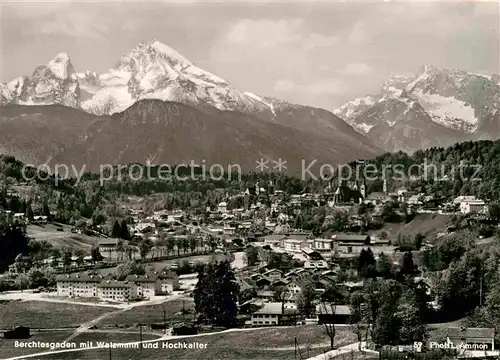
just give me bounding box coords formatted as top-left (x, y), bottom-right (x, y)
top-left (334, 65), bottom-right (500, 153)
top-left (0, 39), bottom-right (381, 173)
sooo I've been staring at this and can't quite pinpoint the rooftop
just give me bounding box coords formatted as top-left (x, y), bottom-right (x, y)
top-left (55, 274), bottom-right (103, 282)
top-left (97, 280), bottom-right (133, 289)
top-left (254, 302), bottom-right (297, 315)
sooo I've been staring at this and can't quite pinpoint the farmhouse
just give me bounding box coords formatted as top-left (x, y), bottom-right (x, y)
top-left (333, 234), bottom-right (371, 254)
top-left (251, 302), bottom-right (297, 326)
top-left (262, 269), bottom-right (283, 281)
top-left (283, 239), bottom-right (310, 253)
top-left (313, 238), bottom-right (334, 253)
top-left (459, 198), bottom-right (486, 214)
top-left (316, 304), bottom-right (352, 324)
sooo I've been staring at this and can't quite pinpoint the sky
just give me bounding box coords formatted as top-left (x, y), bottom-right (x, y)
top-left (1, 0), bottom-right (499, 110)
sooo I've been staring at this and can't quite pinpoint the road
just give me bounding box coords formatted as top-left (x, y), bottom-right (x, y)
top-left (3, 326), bottom-right (359, 360)
top-left (304, 342), bottom-right (380, 359)
top-left (61, 292), bottom-right (187, 343)
top-left (0, 291), bottom-right (123, 308)
top-left (4, 335), bottom-right (372, 360)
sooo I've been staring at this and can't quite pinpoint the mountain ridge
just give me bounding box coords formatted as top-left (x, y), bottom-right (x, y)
top-left (334, 65), bottom-right (500, 153)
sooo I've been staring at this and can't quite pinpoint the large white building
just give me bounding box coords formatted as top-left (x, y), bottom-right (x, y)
top-left (125, 275), bottom-right (161, 299)
top-left (313, 239), bottom-right (334, 253)
top-left (97, 280), bottom-right (137, 302)
top-left (283, 239), bottom-right (310, 253)
top-left (459, 198), bottom-right (486, 214)
top-left (56, 274), bottom-right (103, 298)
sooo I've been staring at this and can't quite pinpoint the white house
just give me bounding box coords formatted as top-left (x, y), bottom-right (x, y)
top-left (460, 199), bottom-right (486, 214)
top-left (218, 202), bottom-right (228, 213)
top-left (283, 239), bottom-right (309, 253)
top-left (313, 238), bottom-right (334, 253)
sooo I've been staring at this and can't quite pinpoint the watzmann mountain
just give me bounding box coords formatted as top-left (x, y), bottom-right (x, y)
top-left (334, 65), bottom-right (500, 153)
top-left (0, 40), bottom-right (380, 173)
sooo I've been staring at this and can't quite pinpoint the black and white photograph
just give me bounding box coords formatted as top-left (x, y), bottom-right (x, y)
top-left (0, 0), bottom-right (499, 359)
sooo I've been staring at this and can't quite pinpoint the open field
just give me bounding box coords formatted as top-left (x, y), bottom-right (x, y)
top-left (99, 299), bottom-right (195, 328)
top-left (372, 214), bottom-right (451, 241)
top-left (89, 252), bottom-right (229, 276)
top-left (31, 326), bottom-right (357, 360)
top-left (0, 301), bottom-right (114, 329)
top-left (0, 330), bottom-right (161, 359)
top-left (40, 347), bottom-right (299, 360)
top-left (27, 224), bottom-right (101, 250)
top-left (71, 331), bottom-right (161, 344)
top-left (0, 330), bottom-right (73, 359)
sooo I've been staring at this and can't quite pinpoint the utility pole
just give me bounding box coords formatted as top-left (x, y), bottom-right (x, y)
top-left (163, 306), bottom-right (167, 334)
top-left (139, 323), bottom-right (143, 353)
top-left (108, 343), bottom-right (112, 360)
top-left (480, 275), bottom-right (483, 306)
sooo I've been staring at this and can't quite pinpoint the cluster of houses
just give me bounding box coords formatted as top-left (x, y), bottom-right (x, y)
top-left (55, 272), bottom-right (180, 302)
top-left (0, 210), bottom-right (48, 225)
top-left (263, 232), bottom-right (392, 257)
top-left (240, 260), bottom-right (361, 326)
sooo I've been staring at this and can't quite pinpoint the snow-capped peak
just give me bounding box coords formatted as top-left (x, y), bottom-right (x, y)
top-left (47, 52), bottom-right (74, 79)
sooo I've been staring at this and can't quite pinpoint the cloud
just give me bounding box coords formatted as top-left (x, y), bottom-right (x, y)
top-left (220, 18), bottom-right (339, 51)
top-left (303, 33), bottom-right (340, 50)
top-left (341, 62), bottom-right (372, 75)
top-left (38, 12), bottom-right (108, 39)
top-left (225, 18), bottom-right (303, 48)
top-left (274, 78), bottom-right (343, 96)
top-left (348, 21), bottom-right (366, 44)
top-left (274, 79), bottom-right (296, 92)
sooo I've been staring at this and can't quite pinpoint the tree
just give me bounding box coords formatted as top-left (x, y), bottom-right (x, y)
top-left (0, 220), bottom-right (29, 273)
top-left (112, 220), bottom-right (121, 238)
top-left (272, 285), bottom-right (288, 314)
top-left (120, 220), bottom-right (131, 240)
top-left (90, 246), bottom-right (103, 264)
top-left (193, 261), bottom-right (240, 327)
top-left (116, 239), bottom-right (125, 262)
top-left (244, 246), bottom-right (259, 267)
top-left (26, 205), bottom-right (34, 222)
top-left (349, 291), bottom-right (367, 350)
top-left (74, 249), bottom-right (85, 268)
top-left (400, 251), bottom-right (416, 275)
top-left (166, 236), bottom-right (175, 256)
top-left (28, 269), bottom-right (50, 289)
top-left (297, 280), bottom-right (316, 318)
top-left (488, 202), bottom-right (500, 223)
top-left (188, 236), bottom-right (197, 254)
top-left (371, 280), bottom-right (401, 346)
top-left (376, 252), bottom-right (393, 278)
top-left (395, 289), bottom-right (427, 344)
top-left (62, 248), bottom-right (72, 270)
top-left (139, 239), bottom-right (153, 261)
top-left (15, 273), bottom-right (29, 291)
top-left (320, 283), bottom-right (344, 350)
top-left (358, 248), bottom-right (376, 278)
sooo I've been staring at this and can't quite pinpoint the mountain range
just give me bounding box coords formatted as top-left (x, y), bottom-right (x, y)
top-left (0, 40), bottom-right (380, 174)
top-left (1, 40), bottom-right (499, 172)
top-left (334, 65), bottom-right (500, 153)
